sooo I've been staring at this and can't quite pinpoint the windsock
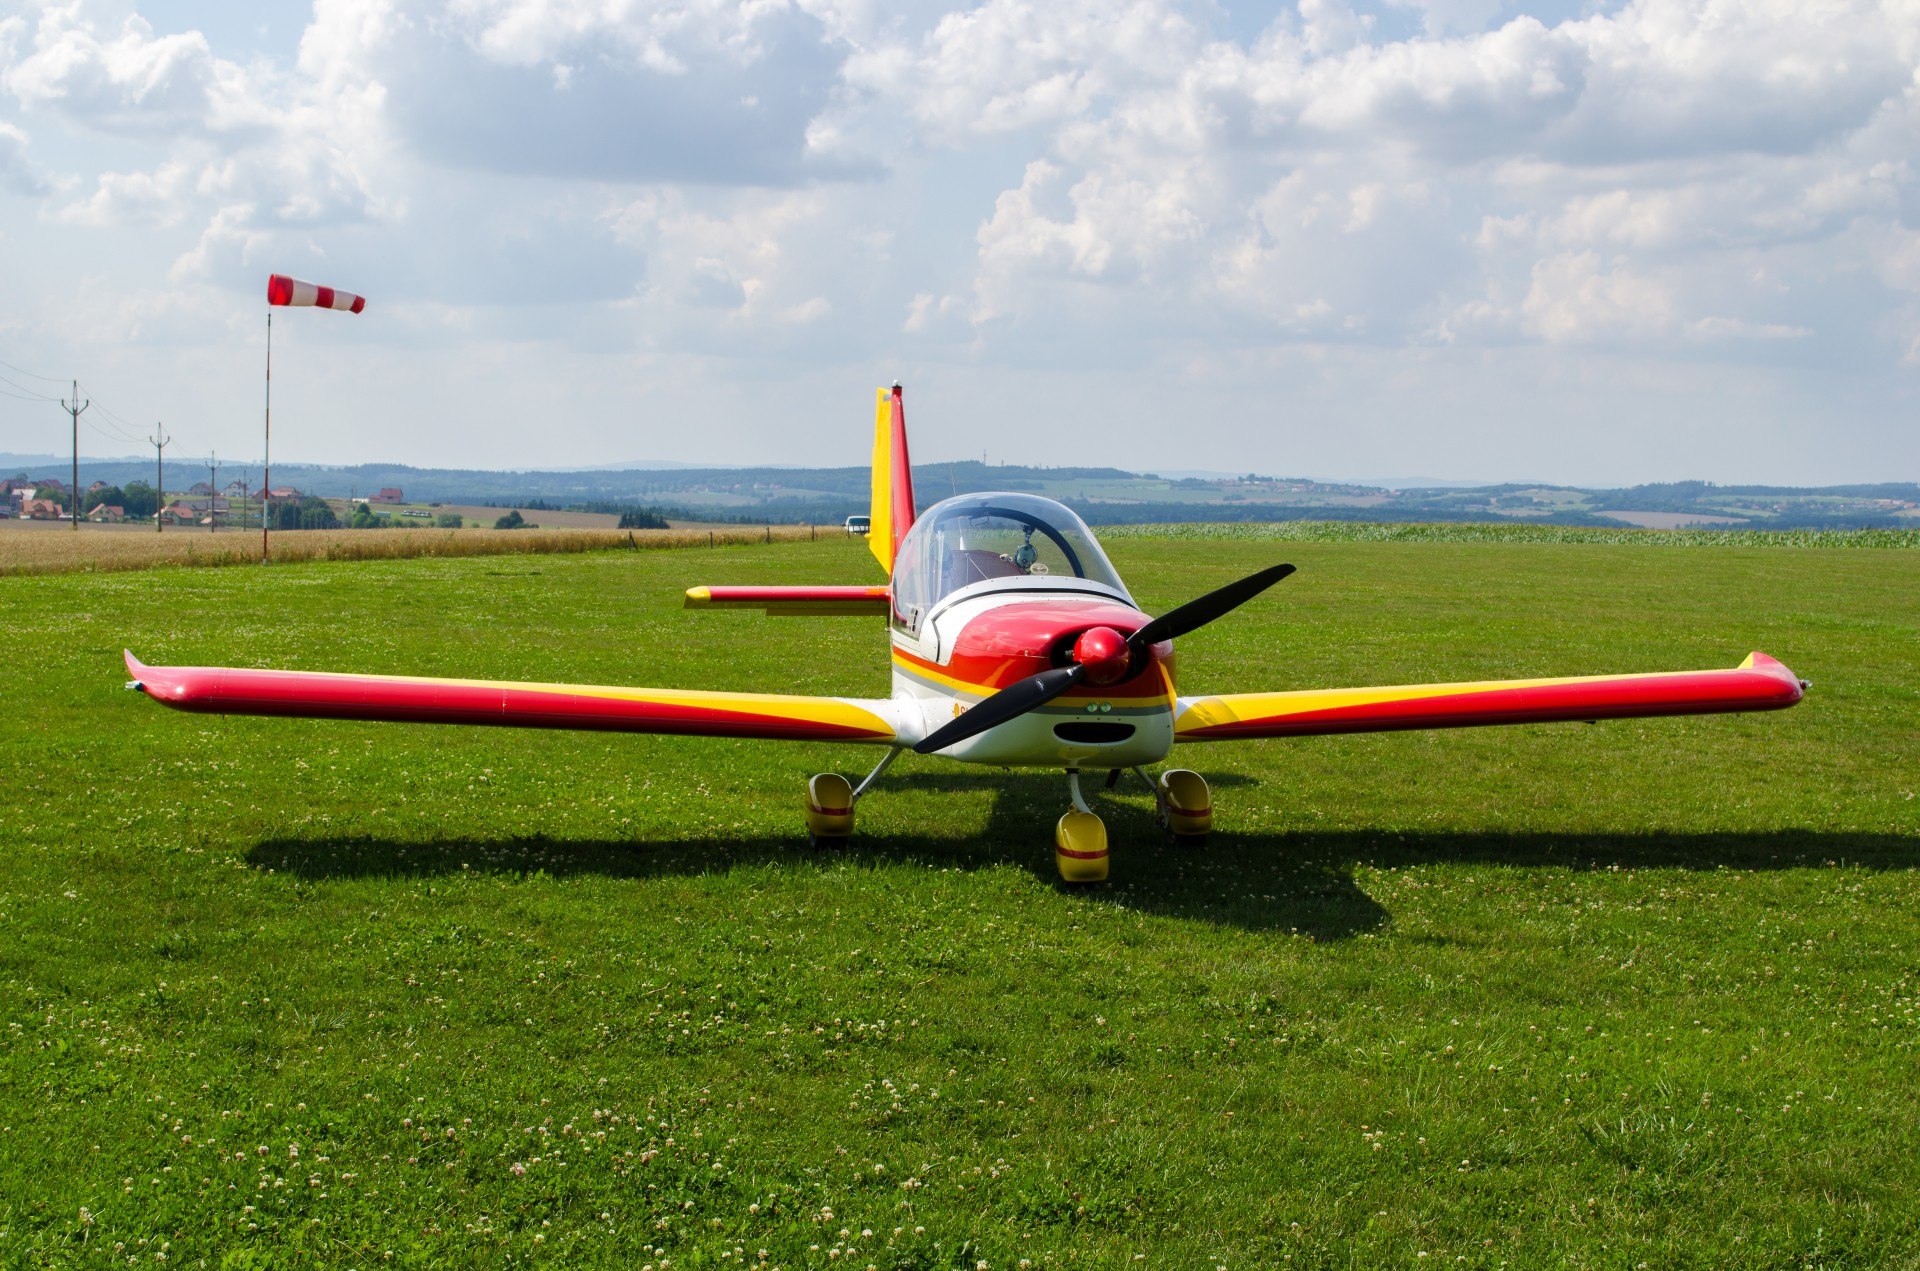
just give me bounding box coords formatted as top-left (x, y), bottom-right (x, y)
top-left (267, 274), bottom-right (366, 314)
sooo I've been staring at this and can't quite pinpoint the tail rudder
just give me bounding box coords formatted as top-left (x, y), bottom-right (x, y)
top-left (869, 383), bottom-right (916, 573)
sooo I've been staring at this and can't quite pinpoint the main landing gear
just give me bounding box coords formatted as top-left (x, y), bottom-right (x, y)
top-left (803, 748), bottom-right (900, 848)
top-left (802, 754), bottom-right (1212, 883)
top-left (1052, 767), bottom-right (1214, 883)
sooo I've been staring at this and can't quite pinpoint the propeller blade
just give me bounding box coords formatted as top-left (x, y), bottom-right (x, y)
top-left (910, 563), bottom-right (1296, 756)
top-left (912, 663), bottom-right (1086, 755)
top-left (1131, 562), bottom-right (1296, 650)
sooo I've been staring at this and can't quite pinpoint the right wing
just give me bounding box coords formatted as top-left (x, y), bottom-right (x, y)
top-left (125, 651), bottom-right (909, 744)
top-left (1175, 652), bottom-right (1805, 741)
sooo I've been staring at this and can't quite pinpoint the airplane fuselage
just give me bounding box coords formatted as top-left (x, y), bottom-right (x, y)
top-left (889, 583), bottom-right (1177, 768)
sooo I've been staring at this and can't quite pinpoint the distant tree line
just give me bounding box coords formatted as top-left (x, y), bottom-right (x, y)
top-left (278, 497), bottom-right (341, 530)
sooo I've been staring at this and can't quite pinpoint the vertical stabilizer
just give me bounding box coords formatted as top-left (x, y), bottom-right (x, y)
top-left (869, 384), bottom-right (916, 573)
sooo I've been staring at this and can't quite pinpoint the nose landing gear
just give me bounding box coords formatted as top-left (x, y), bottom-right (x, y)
top-left (1055, 770), bottom-right (1111, 883)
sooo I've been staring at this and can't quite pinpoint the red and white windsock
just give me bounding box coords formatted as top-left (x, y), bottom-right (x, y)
top-left (267, 274), bottom-right (366, 314)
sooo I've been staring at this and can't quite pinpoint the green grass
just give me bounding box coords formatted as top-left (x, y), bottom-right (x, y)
top-left (2, 536), bottom-right (1916, 1268)
top-left (1101, 520), bottom-right (1920, 548)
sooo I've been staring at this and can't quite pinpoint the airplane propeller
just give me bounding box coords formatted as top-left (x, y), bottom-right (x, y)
top-left (911, 562), bottom-right (1296, 755)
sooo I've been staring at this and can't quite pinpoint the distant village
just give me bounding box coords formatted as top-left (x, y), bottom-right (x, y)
top-left (1, 475), bottom-right (416, 529)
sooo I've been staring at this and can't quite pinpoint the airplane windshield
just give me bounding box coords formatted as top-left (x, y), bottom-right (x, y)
top-left (891, 493), bottom-right (1129, 630)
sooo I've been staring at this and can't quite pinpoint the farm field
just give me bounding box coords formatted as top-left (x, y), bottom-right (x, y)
top-left (0, 521), bottom-right (827, 577)
top-left (1, 534), bottom-right (1916, 1267)
top-left (427, 505), bottom-right (621, 530)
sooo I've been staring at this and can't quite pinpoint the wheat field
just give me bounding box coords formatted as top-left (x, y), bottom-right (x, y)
top-left (0, 522), bottom-right (835, 576)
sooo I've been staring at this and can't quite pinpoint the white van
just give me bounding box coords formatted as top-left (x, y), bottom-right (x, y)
top-left (844, 515), bottom-right (871, 537)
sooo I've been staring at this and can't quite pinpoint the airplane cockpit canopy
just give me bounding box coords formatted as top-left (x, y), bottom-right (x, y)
top-left (890, 493), bottom-right (1130, 630)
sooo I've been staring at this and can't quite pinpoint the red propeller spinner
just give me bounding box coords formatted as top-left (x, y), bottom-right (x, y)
top-left (1072, 626), bottom-right (1133, 686)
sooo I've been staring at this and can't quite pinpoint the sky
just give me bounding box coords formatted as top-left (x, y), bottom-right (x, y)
top-left (0, 0), bottom-right (1915, 486)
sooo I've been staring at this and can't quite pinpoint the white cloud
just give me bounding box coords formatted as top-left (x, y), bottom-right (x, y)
top-left (1522, 250), bottom-right (1674, 342)
top-left (0, 119), bottom-right (45, 194)
top-left (3, 4), bottom-right (267, 135)
top-left (2, 0), bottom-right (1917, 482)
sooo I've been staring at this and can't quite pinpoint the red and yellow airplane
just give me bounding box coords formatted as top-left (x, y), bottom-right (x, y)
top-left (126, 386), bottom-right (1807, 882)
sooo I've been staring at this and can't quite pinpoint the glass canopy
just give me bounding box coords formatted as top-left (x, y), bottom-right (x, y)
top-left (890, 493), bottom-right (1130, 631)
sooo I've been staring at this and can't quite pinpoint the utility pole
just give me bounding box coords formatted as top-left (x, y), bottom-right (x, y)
top-left (62, 381), bottom-right (88, 530)
top-left (239, 468), bottom-right (250, 534)
top-left (150, 426), bottom-right (170, 533)
top-left (207, 451), bottom-right (218, 533)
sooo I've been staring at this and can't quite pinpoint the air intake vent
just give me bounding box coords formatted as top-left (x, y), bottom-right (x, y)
top-left (1053, 722), bottom-right (1136, 744)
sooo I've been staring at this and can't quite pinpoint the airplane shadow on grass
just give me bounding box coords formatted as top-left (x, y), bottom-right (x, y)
top-left (246, 769), bottom-right (1918, 942)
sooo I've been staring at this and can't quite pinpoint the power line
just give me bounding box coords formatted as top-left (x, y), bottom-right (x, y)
top-left (81, 389), bottom-right (154, 438)
top-left (78, 407), bottom-right (149, 446)
top-left (0, 372), bottom-right (61, 401)
top-left (0, 355), bottom-right (70, 384)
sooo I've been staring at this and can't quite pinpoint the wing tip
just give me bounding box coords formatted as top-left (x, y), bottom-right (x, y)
top-left (1740, 650), bottom-right (1807, 699)
top-left (683, 586), bottom-right (712, 608)
top-left (124, 649), bottom-right (152, 695)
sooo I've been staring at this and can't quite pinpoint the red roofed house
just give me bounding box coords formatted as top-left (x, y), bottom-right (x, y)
top-left (87, 504), bottom-right (127, 522)
top-left (372, 487), bottom-right (404, 504)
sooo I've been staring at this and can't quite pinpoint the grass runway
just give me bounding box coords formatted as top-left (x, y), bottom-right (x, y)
top-left (1, 535), bottom-right (1915, 1268)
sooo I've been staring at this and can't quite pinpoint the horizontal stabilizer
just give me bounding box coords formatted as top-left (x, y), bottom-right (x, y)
top-left (124, 650), bottom-right (902, 744)
top-left (684, 585), bottom-right (890, 616)
top-left (1176, 652), bottom-right (1805, 742)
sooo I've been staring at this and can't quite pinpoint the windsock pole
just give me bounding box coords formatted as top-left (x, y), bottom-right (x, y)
top-left (262, 309), bottom-right (272, 564)
top-left (261, 273), bottom-right (365, 562)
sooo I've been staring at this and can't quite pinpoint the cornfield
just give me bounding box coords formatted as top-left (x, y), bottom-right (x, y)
top-left (0, 524), bottom-right (833, 578)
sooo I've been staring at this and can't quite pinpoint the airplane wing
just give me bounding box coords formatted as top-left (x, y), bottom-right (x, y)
top-left (684, 585), bottom-right (889, 616)
top-left (1175, 652), bottom-right (1805, 741)
top-left (124, 651), bottom-right (906, 744)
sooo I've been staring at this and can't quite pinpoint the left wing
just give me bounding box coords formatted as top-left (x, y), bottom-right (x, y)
top-left (1176, 651), bottom-right (1805, 741)
top-left (125, 651), bottom-right (906, 744)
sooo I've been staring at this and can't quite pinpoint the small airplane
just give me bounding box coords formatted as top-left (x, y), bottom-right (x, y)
top-left (126, 386), bottom-right (1808, 882)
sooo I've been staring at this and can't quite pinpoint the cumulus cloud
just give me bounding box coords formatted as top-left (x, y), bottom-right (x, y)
top-left (293, 0), bottom-right (865, 185)
top-left (0, 119), bottom-right (46, 194)
top-left (3, 0), bottom-right (1918, 479)
top-left (3, 3), bottom-right (268, 136)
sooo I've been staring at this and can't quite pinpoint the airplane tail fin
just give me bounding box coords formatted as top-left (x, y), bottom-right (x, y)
top-left (868, 383), bottom-right (916, 573)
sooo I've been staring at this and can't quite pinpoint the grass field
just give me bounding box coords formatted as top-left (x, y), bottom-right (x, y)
top-left (2, 535), bottom-right (1915, 1268)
